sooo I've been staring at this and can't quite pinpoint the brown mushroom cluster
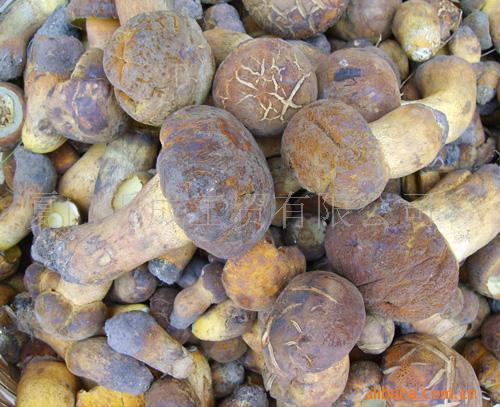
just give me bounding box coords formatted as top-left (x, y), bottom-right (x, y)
top-left (0, 0), bottom-right (499, 406)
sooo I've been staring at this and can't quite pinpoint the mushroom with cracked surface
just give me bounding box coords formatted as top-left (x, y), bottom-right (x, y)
top-left (262, 271), bottom-right (365, 390)
top-left (212, 37), bottom-right (318, 137)
top-left (382, 334), bottom-right (482, 406)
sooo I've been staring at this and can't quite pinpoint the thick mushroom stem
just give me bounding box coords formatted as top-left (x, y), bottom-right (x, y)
top-left (412, 164), bottom-right (500, 263)
top-left (409, 55), bottom-right (477, 143)
top-left (369, 103), bottom-right (448, 179)
top-left (32, 175), bottom-right (192, 285)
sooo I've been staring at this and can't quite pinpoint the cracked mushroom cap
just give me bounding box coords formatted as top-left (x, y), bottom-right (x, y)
top-left (325, 194), bottom-right (458, 322)
top-left (382, 334), bottom-right (482, 406)
top-left (103, 11), bottom-right (214, 126)
top-left (282, 99), bottom-right (389, 209)
top-left (242, 0), bottom-right (348, 39)
top-left (212, 37), bottom-right (318, 137)
top-left (262, 271), bottom-right (365, 382)
top-left (157, 105), bottom-right (275, 259)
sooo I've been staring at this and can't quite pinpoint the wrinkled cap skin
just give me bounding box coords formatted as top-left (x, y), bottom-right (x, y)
top-left (382, 334), bottom-right (482, 407)
top-left (262, 271), bottom-right (365, 382)
top-left (103, 11), bottom-right (214, 126)
top-left (242, 0), bottom-right (348, 39)
top-left (157, 105), bottom-right (275, 259)
top-left (325, 194), bottom-right (458, 322)
top-left (212, 38), bottom-right (318, 137)
top-left (282, 99), bottom-right (389, 209)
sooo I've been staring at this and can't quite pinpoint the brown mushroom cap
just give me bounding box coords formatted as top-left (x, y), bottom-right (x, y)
top-left (48, 48), bottom-right (128, 144)
top-left (382, 334), bottom-right (482, 405)
top-left (282, 99), bottom-right (389, 209)
top-left (332, 361), bottom-right (382, 406)
top-left (325, 194), bottom-right (458, 322)
top-left (262, 271), bottom-right (365, 382)
top-left (212, 37), bottom-right (318, 137)
top-left (146, 377), bottom-right (200, 407)
top-left (66, 0), bottom-right (118, 24)
top-left (317, 47), bottom-right (401, 122)
top-left (269, 355), bottom-right (350, 407)
top-left (34, 290), bottom-right (107, 340)
top-left (241, 0), bottom-right (348, 39)
top-left (157, 105), bottom-right (275, 259)
top-left (331, 0), bottom-right (402, 43)
top-left (103, 11), bottom-right (214, 126)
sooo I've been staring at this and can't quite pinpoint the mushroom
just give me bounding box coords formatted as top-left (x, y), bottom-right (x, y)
top-left (114, 0), bottom-right (203, 24)
top-left (0, 0), bottom-right (66, 81)
top-left (462, 338), bottom-right (500, 403)
top-left (103, 11), bottom-right (214, 126)
top-left (32, 106), bottom-right (274, 285)
top-left (57, 144), bottom-right (106, 215)
top-left (262, 271), bottom-right (365, 385)
top-left (145, 377), bottom-right (200, 407)
top-left (241, 0), bottom-right (348, 39)
top-left (0, 82), bottom-right (24, 150)
top-left (357, 313), bottom-right (395, 355)
top-left (332, 361), bottom-right (383, 407)
top-left (88, 124), bottom-right (158, 222)
top-left (203, 4), bottom-right (246, 33)
top-left (326, 165), bottom-right (500, 322)
top-left (222, 238), bottom-right (306, 311)
top-left (481, 313), bottom-right (500, 359)
top-left (21, 18), bottom-right (85, 153)
top-left (47, 48), bottom-right (129, 144)
top-left (108, 265), bottom-right (158, 304)
top-left (331, 0), bottom-right (402, 43)
top-left (220, 384), bottom-right (269, 407)
top-left (170, 262), bottom-right (227, 329)
top-left (105, 311), bottom-right (195, 378)
top-left (212, 38), bottom-right (318, 137)
top-left (16, 359), bottom-right (78, 406)
top-left (212, 361), bottom-right (246, 398)
top-left (201, 338), bottom-right (248, 363)
top-left (66, 0), bottom-right (119, 49)
top-left (149, 286), bottom-right (191, 344)
top-left (382, 334), bottom-right (482, 405)
top-left (266, 355), bottom-right (350, 407)
top-left (192, 299), bottom-right (256, 341)
top-left (283, 55), bottom-right (476, 209)
top-left (0, 147), bottom-right (57, 251)
top-left (465, 234), bottom-right (500, 300)
top-left (392, 0), bottom-right (442, 62)
top-left (66, 337), bottom-right (153, 395)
